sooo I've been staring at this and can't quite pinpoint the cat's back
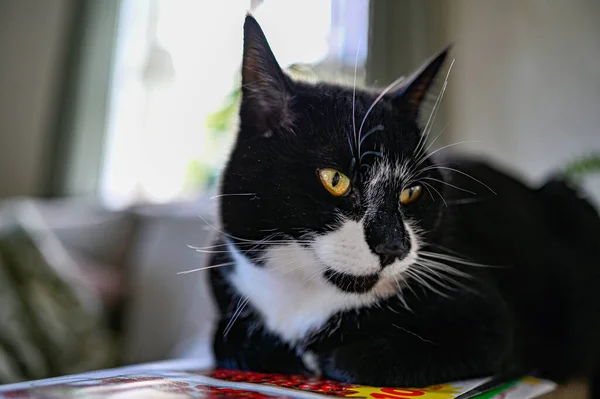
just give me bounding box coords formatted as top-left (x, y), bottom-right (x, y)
top-left (440, 157), bottom-right (600, 265)
top-left (438, 157), bottom-right (600, 379)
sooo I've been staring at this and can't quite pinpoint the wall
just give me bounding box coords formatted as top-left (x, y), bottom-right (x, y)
top-left (442, 0), bottom-right (600, 200)
top-left (0, 0), bottom-right (75, 197)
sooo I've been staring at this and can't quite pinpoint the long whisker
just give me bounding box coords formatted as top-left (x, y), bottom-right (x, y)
top-left (359, 124), bottom-right (384, 149)
top-left (188, 239), bottom-right (314, 251)
top-left (188, 240), bottom-right (313, 253)
top-left (210, 193), bottom-right (257, 200)
top-left (190, 247), bottom-right (307, 255)
top-left (414, 59), bottom-right (455, 159)
top-left (351, 39), bottom-right (361, 159)
top-left (177, 262), bottom-right (234, 275)
top-left (393, 280), bottom-right (412, 312)
top-left (420, 250), bottom-right (501, 268)
top-left (357, 75), bottom-right (406, 152)
top-left (421, 181), bottom-right (447, 207)
top-left (414, 263), bottom-right (468, 290)
top-left (415, 140), bottom-right (482, 168)
top-left (360, 151), bottom-right (383, 162)
top-left (198, 215), bottom-right (299, 244)
top-left (417, 258), bottom-right (471, 278)
top-left (421, 166), bottom-right (497, 195)
top-left (418, 122), bottom-right (450, 162)
top-left (198, 215), bottom-right (260, 243)
top-left (421, 176), bottom-right (476, 195)
top-left (405, 268), bottom-right (450, 298)
top-left (422, 242), bottom-right (477, 259)
top-left (414, 87), bottom-right (444, 161)
top-left (397, 273), bottom-right (419, 301)
top-left (420, 182), bottom-right (436, 202)
top-left (223, 296), bottom-right (250, 337)
top-left (393, 324), bottom-right (435, 345)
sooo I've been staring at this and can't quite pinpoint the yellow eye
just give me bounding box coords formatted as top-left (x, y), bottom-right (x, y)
top-left (400, 185), bottom-right (423, 205)
top-left (319, 168), bottom-right (351, 197)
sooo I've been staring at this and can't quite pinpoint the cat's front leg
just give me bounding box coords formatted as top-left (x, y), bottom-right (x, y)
top-left (213, 318), bottom-right (309, 375)
top-left (316, 329), bottom-right (508, 387)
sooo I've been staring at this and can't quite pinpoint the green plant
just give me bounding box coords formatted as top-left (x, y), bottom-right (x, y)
top-left (563, 153), bottom-right (600, 184)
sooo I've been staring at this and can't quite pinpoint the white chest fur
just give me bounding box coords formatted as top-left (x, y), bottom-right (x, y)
top-left (228, 242), bottom-right (398, 345)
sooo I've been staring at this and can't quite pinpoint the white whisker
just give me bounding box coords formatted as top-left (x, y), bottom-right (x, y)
top-left (421, 181), bottom-right (447, 207)
top-left (351, 39), bottom-right (361, 159)
top-left (421, 176), bottom-right (476, 195)
top-left (188, 239), bottom-right (313, 252)
top-left (422, 166), bottom-right (497, 195)
top-left (210, 193), bottom-right (257, 200)
top-left (393, 324), bottom-right (435, 345)
top-left (223, 296), bottom-right (250, 337)
top-left (420, 181), bottom-right (436, 203)
top-left (414, 265), bottom-right (466, 293)
top-left (393, 276), bottom-right (413, 312)
top-left (357, 75), bottom-right (406, 149)
top-left (415, 140), bottom-right (482, 169)
top-left (405, 268), bottom-right (450, 298)
top-left (359, 124), bottom-right (385, 149)
top-left (414, 59), bottom-right (455, 159)
top-left (177, 262), bottom-right (234, 275)
top-left (417, 259), bottom-right (471, 278)
top-left (420, 250), bottom-right (499, 268)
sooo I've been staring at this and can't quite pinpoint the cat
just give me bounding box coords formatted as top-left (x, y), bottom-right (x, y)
top-left (208, 14), bottom-right (600, 394)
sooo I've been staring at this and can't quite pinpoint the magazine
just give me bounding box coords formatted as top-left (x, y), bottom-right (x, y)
top-left (0, 360), bottom-right (556, 399)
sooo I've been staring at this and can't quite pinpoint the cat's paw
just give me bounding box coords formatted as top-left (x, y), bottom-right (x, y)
top-left (318, 344), bottom-right (401, 386)
top-left (319, 351), bottom-right (363, 384)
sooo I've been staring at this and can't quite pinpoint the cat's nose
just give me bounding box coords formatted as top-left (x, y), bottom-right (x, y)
top-left (364, 208), bottom-right (411, 268)
top-left (374, 241), bottom-right (409, 268)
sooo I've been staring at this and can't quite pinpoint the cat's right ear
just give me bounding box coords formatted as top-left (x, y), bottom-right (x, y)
top-left (240, 15), bottom-right (294, 136)
top-left (391, 47), bottom-right (450, 119)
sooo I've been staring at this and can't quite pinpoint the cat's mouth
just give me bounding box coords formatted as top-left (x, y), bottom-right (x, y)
top-left (323, 268), bottom-right (380, 294)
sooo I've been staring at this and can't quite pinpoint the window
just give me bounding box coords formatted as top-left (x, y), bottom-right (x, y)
top-left (100, 0), bottom-right (369, 208)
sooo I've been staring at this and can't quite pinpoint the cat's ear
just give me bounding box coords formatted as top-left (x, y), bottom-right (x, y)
top-left (240, 15), bottom-right (293, 135)
top-left (393, 46), bottom-right (450, 119)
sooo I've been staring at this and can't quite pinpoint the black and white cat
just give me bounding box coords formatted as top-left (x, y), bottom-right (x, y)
top-left (208, 15), bottom-right (600, 393)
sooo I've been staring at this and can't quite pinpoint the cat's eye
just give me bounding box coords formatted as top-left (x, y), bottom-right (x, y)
top-left (400, 185), bottom-right (423, 205)
top-left (319, 168), bottom-right (351, 197)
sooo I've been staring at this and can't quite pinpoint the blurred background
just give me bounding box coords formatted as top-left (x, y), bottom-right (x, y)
top-left (0, 0), bottom-right (599, 384)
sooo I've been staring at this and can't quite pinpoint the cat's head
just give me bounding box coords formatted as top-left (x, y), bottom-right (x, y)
top-left (219, 15), bottom-right (449, 296)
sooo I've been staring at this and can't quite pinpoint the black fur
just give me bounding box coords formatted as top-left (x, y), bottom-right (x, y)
top-left (209, 15), bottom-right (600, 394)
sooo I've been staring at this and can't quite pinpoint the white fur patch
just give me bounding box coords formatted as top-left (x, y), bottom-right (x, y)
top-left (313, 219), bottom-right (380, 275)
top-left (228, 241), bottom-right (399, 344)
top-left (301, 351), bottom-right (321, 376)
top-left (314, 218), bottom-right (419, 278)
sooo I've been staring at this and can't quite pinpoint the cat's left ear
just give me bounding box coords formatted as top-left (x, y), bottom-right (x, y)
top-left (240, 15), bottom-right (294, 135)
top-left (392, 46), bottom-right (451, 118)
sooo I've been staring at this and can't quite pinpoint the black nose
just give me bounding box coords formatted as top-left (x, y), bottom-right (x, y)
top-left (374, 241), bottom-right (409, 267)
top-left (364, 206), bottom-right (412, 268)
top-left (365, 220), bottom-right (411, 268)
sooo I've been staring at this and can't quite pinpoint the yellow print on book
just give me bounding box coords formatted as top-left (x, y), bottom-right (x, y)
top-left (346, 383), bottom-right (465, 398)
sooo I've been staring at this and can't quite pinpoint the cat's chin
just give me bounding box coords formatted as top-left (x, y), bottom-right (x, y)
top-left (323, 268), bottom-right (380, 294)
top-left (321, 267), bottom-right (409, 296)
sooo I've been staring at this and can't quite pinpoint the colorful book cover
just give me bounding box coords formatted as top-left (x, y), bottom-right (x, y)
top-left (0, 363), bottom-right (556, 399)
top-left (194, 369), bottom-right (489, 398)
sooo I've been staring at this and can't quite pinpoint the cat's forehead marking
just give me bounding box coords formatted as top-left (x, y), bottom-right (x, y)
top-left (367, 158), bottom-right (410, 188)
top-left (364, 158), bottom-right (411, 213)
